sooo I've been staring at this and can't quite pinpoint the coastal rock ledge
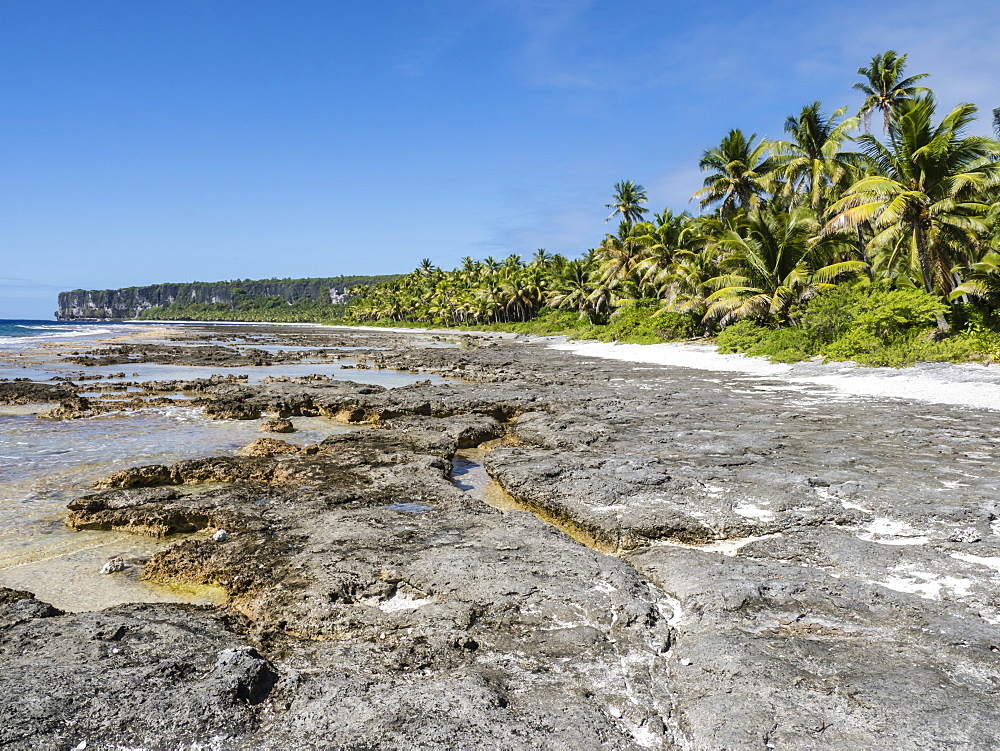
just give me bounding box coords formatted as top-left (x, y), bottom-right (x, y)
top-left (2, 326), bottom-right (1000, 749)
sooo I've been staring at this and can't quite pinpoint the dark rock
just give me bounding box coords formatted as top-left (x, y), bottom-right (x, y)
top-left (0, 381), bottom-right (75, 405)
top-left (260, 418), bottom-right (295, 433)
top-left (0, 604), bottom-right (275, 749)
top-left (238, 437), bottom-right (301, 457)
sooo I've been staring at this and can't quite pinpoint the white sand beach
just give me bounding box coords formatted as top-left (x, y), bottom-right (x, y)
top-left (546, 339), bottom-right (1000, 411)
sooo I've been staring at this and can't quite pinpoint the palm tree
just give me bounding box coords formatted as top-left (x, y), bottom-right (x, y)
top-left (706, 208), bottom-right (866, 326)
top-left (825, 96), bottom-right (1000, 314)
top-left (637, 210), bottom-right (692, 296)
top-left (950, 252), bottom-right (1000, 305)
top-left (605, 180), bottom-right (649, 225)
top-left (692, 130), bottom-right (778, 217)
top-left (772, 102), bottom-right (864, 212)
top-left (854, 50), bottom-right (929, 132)
top-left (664, 247), bottom-right (719, 319)
top-left (595, 221), bottom-right (656, 300)
top-left (548, 260), bottom-right (599, 321)
top-left (530, 249), bottom-right (553, 268)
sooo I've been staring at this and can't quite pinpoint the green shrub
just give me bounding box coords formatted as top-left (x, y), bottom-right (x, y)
top-left (750, 327), bottom-right (816, 362)
top-left (714, 321), bottom-right (772, 354)
top-left (714, 321), bottom-right (815, 362)
top-left (599, 300), bottom-right (695, 343)
top-left (650, 310), bottom-right (696, 341)
top-left (847, 288), bottom-right (947, 338)
top-left (799, 284), bottom-right (867, 342)
top-left (712, 284), bottom-right (993, 367)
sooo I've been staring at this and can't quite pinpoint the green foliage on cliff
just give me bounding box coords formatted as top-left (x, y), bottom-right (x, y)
top-left (58, 275), bottom-right (400, 322)
top-left (138, 298), bottom-right (350, 323)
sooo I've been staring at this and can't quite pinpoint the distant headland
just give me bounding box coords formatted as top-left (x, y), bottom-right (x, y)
top-left (55, 275), bottom-right (399, 322)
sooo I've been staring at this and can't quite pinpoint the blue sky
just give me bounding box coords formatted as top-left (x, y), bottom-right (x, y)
top-left (1, 0), bottom-right (998, 318)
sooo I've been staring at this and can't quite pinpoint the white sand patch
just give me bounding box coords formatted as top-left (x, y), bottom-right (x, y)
top-left (876, 569), bottom-right (973, 600)
top-left (658, 594), bottom-right (684, 625)
top-left (545, 339), bottom-right (1000, 411)
top-left (865, 518), bottom-right (916, 536)
top-left (951, 553), bottom-right (1000, 571)
top-left (814, 487), bottom-right (870, 510)
top-left (790, 372), bottom-right (1000, 410)
top-left (367, 592), bottom-right (434, 612)
top-left (592, 580), bottom-right (617, 594)
top-left (653, 533), bottom-right (781, 557)
top-left (732, 503), bottom-right (776, 521)
top-left (870, 537), bottom-right (931, 546)
top-left (622, 719), bottom-right (665, 749)
top-left (841, 501), bottom-right (875, 513)
top-left (857, 518), bottom-right (930, 546)
top-left (548, 340), bottom-right (791, 375)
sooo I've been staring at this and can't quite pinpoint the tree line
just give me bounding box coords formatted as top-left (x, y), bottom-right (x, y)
top-left (346, 52), bottom-right (1000, 365)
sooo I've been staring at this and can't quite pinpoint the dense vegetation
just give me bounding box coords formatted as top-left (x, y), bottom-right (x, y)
top-left (139, 298), bottom-right (351, 323)
top-left (59, 276), bottom-right (399, 322)
top-left (347, 53), bottom-right (1000, 366)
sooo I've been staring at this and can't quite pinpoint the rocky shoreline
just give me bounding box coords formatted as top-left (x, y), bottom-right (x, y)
top-left (2, 324), bottom-right (999, 749)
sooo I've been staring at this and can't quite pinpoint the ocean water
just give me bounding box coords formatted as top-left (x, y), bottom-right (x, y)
top-left (0, 319), bottom-right (157, 350)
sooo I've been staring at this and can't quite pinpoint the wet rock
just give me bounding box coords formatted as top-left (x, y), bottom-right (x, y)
top-left (40, 396), bottom-right (93, 419)
top-left (627, 545), bottom-right (1000, 749)
top-left (66, 487), bottom-right (231, 536)
top-left (9, 324), bottom-right (1000, 748)
top-left (260, 417), bottom-right (295, 433)
top-left (99, 557), bottom-right (126, 574)
top-left (385, 414), bottom-right (505, 451)
top-left (68, 486), bottom-right (184, 513)
top-left (93, 464), bottom-right (176, 490)
top-left (60, 424), bottom-right (678, 748)
top-left (0, 589), bottom-right (63, 628)
top-left (65, 343), bottom-right (279, 368)
top-left (485, 446), bottom-right (718, 550)
top-left (238, 437), bottom-right (301, 457)
top-left (0, 381), bottom-right (75, 405)
top-left (209, 646), bottom-right (276, 704)
top-left (202, 399), bottom-right (261, 420)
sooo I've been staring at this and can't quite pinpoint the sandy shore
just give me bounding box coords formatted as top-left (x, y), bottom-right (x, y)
top-left (548, 338), bottom-right (1000, 411)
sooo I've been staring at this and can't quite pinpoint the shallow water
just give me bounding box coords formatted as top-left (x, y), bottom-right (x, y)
top-left (0, 324), bottom-right (450, 612)
top-left (0, 404), bottom-right (357, 612)
top-left (450, 449), bottom-right (519, 511)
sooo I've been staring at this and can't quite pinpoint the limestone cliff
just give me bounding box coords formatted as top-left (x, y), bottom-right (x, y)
top-left (56, 275), bottom-right (397, 320)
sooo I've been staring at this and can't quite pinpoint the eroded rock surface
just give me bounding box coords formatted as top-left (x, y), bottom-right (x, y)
top-left (0, 591), bottom-right (276, 750)
top-left (3, 325), bottom-right (1000, 749)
